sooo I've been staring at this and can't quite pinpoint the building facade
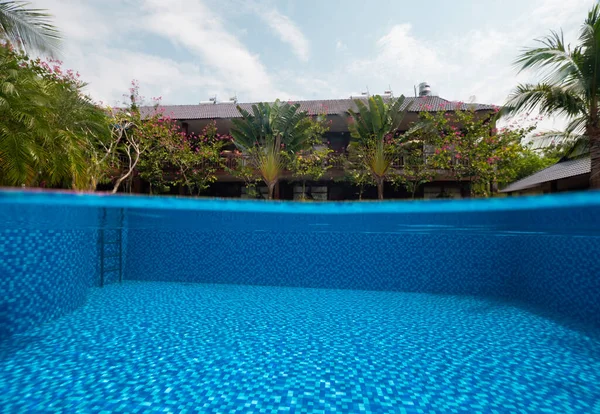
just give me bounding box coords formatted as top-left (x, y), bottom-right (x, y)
top-left (135, 95), bottom-right (496, 200)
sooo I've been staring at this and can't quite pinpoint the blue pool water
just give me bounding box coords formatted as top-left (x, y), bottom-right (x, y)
top-left (1, 190), bottom-right (600, 412)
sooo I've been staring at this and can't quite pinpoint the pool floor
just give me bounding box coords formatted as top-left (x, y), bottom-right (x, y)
top-left (1, 282), bottom-right (599, 413)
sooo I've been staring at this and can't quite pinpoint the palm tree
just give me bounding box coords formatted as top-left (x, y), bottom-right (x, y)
top-left (0, 1), bottom-right (60, 55)
top-left (347, 95), bottom-right (408, 199)
top-left (0, 44), bottom-right (109, 189)
top-left (231, 100), bottom-right (311, 199)
top-left (504, 3), bottom-right (600, 188)
top-left (0, 42), bottom-right (47, 185)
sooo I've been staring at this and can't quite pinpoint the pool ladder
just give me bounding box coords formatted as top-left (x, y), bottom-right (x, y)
top-left (99, 208), bottom-right (124, 287)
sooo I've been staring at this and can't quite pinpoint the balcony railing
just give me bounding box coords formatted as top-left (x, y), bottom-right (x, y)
top-left (205, 153), bottom-right (465, 173)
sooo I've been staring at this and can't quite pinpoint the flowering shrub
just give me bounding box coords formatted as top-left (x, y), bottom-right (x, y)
top-left (111, 82), bottom-right (231, 195)
top-left (417, 105), bottom-right (531, 196)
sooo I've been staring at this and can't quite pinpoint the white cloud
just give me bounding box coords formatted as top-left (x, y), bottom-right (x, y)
top-left (258, 9), bottom-right (310, 62)
top-left (348, 23), bottom-right (459, 97)
top-left (78, 49), bottom-right (226, 107)
top-left (532, 0), bottom-right (591, 27)
top-left (139, 0), bottom-right (286, 101)
top-left (29, 0), bottom-right (597, 115)
top-left (345, 0), bottom-right (592, 108)
top-left (30, 0), bottom-right (289, 104)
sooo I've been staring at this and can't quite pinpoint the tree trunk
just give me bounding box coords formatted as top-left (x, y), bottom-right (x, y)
top-left (377, 178), bottom-right (384, 200)
top-left (411, 184), bottom-right (417, 199)
top-left (267, 181), bottom-right (276, 200)
top-left (302, 181), bottom-right (306, 201)
top-left (590, 132), bottom-right (600, 189)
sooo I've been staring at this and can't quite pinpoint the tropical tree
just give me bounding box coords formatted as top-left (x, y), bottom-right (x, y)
top-left (339, 148), bottom-right (375, 200)
top-left (230, 100), bottom-right (311, 199)
top-left (167, 121), bottom-right (230, 196)
top-left (503, 3), bottom-right (600, 188)
top-left (421, 107), bottom-right (528, 197)
top-left (0, 43), bottom-right (46, 185)
top-left (35, 62), bottom-right (109, 189)
top-left (0, 1), bottom-right (60, 55)
top-left (500, 144), bottom-right (561, 187)
top-left (0, 44), bottom-right (109, 189)
top-left (287, 110), bottom-right (333, 200)
top-left (347, 95), bottom-right (408, 199)
top-left (393, 141), bottom-right (436, 199)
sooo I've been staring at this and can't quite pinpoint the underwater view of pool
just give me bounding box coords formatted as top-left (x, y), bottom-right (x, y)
top-left (1, 190), bottom-right (600, 412)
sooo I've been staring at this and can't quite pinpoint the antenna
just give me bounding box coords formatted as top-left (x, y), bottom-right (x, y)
top-left (209, 95), bottom-right (217, 104)
top-left (361, 86), bottom-right (370, 97)
top-left (469, 95), bottom-right (476, 103)
top-left (383, 85), bottom-right (393, 98)
top-left (229, 93), bottom-right (238, 104)
top-left (414, 85), bottom-right (417, 97)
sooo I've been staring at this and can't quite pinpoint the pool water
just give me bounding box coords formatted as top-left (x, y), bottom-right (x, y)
top-left (1, 282), bottom-right (599, 413)
top-left (1, 191), bottom-right (600, 412)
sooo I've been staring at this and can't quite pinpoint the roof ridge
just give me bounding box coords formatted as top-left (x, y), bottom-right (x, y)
top-left (143, 95), bottom-right (488, 108)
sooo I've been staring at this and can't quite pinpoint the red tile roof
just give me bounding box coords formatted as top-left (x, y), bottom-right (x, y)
top-left (141, 96), bottom-right (497, 120)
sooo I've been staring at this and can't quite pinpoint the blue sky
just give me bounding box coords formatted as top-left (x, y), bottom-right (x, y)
top-left (34, 0), bottom-right (592, 114)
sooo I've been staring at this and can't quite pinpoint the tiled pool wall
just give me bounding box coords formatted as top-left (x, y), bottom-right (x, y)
top-left (124, 207), bottom-right (600, 327)
top-left (510, 233), bottom-right (600, 326)
top-left (500, 208), bottom-right (600, 326)
top-left (125, 229), bottom-right (514, 295)
top-left (0, 205), bottom-right (100, 338)
top-left (1, 200), bottom-right (600, 339)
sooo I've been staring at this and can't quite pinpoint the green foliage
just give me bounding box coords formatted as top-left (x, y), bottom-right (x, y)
top-left (287, 111), bottom-right (333, 200)
top-left (231, 100), bottom-right (311, 153)
top-left (338, 147), bottom-right (375, 200)
top-left (348, 95), bottom-right (407, 145)
top-left (230, 100), bottom-right (312, 199)
top-left (347, 95), bottom-right (408, 199)
top-left (0, 1), bottom-right (60, 55)
top-left (418, 108), bottom-right (528, 197)
top-left (392, 142), bottom-right (436, 199)
top-left (504, 3), bottom-right (600, 187)
top-left (500, 146), bottom-right (559, 186)
top-left (225, 159), bottom-right (261, 199)
top-left (170, 121), bottom-right (227, 196)
top-left (0, 44), bottom-right (109, 189)
top-left (113, 85), bottom-right (228, 195)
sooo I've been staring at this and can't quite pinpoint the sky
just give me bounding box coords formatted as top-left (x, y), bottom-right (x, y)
top-left (32, 0), bottom-right (593, 119)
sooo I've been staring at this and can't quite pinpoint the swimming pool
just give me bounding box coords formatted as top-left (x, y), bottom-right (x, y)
top-left (1, 190), bottom-right (600, 412)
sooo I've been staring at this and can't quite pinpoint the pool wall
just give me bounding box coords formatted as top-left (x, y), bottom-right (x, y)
top-left (124, 207), bottom-right (600, 327)
top-left (125, 229), bottom-right (514, 295)
top-left (0, 206), bottom-right (100, 338)
top-left (509, 234), bottom-right (600, 326)
top-left (1, 192), bottom-right (600, 339)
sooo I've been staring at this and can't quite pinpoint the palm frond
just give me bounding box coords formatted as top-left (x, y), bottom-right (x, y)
top-left (515, 30), bottom-right (585, 91)
top-left (503, 83), bottom-right (587, 118)
top-left (526, 130), bottom-right (582, 149)
top-left (0, 1), bottom-right (60, 56)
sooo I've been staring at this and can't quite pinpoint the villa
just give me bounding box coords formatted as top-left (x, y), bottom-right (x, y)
top-left (135, 92), bottom-right (497, 200)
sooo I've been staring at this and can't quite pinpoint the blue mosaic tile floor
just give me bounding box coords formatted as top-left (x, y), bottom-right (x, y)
top-left (1, 282), bottom-right (600, 413)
